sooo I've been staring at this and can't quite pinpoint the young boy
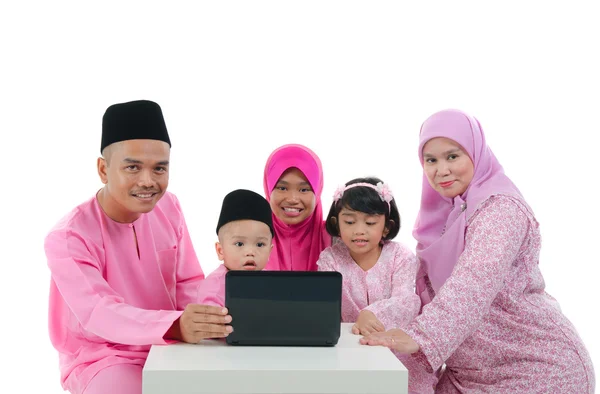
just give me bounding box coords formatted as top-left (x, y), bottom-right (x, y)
top-left (197, 189), bottom-right (274, 306)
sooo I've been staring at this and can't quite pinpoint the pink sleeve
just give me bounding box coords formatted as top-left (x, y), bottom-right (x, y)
top-left (316, 247), bottom-right (337, 272)
top-left (405, 197), bottom-right (529, 371)
top-left (173, 199), bottom-right (205, 310)
top-left (46, 230), bottom-right (182, 346)
top-left (196, 267), bottom-right (226, 307)
top-left (364, 245), bottom-right (420, 330)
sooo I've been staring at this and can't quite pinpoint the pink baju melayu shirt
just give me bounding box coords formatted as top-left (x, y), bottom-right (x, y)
top-left (44, 192), bottom-right (204, 393)
top-left (196, 264), bottom-right (228, 307)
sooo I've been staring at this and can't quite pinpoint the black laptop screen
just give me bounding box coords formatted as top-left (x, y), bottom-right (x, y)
top-left (225, 271), bottom-right (342, 346)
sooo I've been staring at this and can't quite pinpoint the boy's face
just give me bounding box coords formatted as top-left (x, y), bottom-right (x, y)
top-left (216, 220), bottom-right (273, 271)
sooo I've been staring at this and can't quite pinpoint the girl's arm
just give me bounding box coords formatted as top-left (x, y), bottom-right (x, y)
top-left (364, 244), bottom-right (421, 329)
top-left (316, 247), bottom-right (336, 272)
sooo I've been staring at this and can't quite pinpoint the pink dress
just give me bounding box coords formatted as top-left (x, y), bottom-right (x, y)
top-left (44, 192), bottom-right (204, 394)
top-left (406, 196), bottom-right (595, 393)
top-left (318, 241), bottom-right (436, 393)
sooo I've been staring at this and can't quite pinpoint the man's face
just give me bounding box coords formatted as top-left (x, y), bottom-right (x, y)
top-left (97, 139), bottom-right (170, 222)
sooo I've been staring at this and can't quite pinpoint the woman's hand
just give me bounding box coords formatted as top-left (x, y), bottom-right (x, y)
top-left (352, 310), bottom-right (386, 335)
top-left (359, 328), bottom-right (420, 354)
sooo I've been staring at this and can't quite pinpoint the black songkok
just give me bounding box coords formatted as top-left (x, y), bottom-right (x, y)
top-left (101, 100), bottom-right (171, 153)
top-left (216, 189), bottom-right (274, 236)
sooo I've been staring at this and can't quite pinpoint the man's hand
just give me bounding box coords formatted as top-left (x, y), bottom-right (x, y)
top-left (166, 304), bottom-right (233, 343)
top-left (351, 310), bottom-right (385, 335)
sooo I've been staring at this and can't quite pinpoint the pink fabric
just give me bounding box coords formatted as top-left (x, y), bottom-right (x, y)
top-left (45, 192), bottom-right (204, 393)
top-left (413, 109), bottom-right (525, 305)
top-left (333, 182), bottom-right (394, 213)
top-left (406, 196), bottom-right (595, 392)
top-left (82, 364), bottom-right (142, 394)
top-left (196, 264), bottom-right (229, 307)
top-left (263, 144), bottom-right (331, 271)
top-left (317, 241), bottom-right (436, 394)
top-left (316, 241), bottom-right (419, 329)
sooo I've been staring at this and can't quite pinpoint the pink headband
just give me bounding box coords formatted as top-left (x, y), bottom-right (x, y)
top-left (333, 182), bottom-right (394, 212)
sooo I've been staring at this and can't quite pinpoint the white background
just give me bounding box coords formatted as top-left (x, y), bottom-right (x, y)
top-left (1, 1), bottom-right (598, 392)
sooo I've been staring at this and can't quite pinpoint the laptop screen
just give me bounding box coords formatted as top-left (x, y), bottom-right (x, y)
top-left (225, 271), bottom-right (342, 346)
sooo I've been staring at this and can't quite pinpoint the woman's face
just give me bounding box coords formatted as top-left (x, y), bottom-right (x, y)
top-left (422, 137), bottom-right (474, 199)
top-left (269, 167), bottom-right (316, 225)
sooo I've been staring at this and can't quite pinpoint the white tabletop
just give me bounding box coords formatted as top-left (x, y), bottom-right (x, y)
top-left (143, 323), bottom-right (407, 394)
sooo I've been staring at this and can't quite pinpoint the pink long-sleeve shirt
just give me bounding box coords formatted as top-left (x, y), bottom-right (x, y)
top-left (44, 192), bottom-right (204, 393)
top-left (407, 195), bottom-right (595, 393)
top-left (316, 241), bottom-right (420, 329)
top-left (317, 241), bottom-right (437, 393)
top-left (196, 264), bottom-right (228, 307)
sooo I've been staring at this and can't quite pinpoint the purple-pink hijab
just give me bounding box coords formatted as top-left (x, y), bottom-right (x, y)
top-left (263, 144), bottom-right (331, 271)
top-left (413, 109), bottom-right (529, 305)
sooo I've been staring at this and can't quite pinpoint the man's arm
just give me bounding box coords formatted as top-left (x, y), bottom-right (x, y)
top-left (46, 229), bottom-right (182, 346)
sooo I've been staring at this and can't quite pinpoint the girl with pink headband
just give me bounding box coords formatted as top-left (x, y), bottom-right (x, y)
top-left (262, 144), bottom-right (331, 271)
top-left (317, 177), bottom-right (436, 394)
top-left (361, 109), bottom-right (595, 393)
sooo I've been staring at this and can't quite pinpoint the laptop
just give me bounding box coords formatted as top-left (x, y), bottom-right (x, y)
top-left (224, 270), bottom-right (342, 346)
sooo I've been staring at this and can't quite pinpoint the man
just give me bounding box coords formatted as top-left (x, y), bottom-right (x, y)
top-left (45, 100), bottom-right (232, 394)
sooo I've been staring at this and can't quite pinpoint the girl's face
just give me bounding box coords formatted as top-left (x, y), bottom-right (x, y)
top-left (269, 167), bottom-right (316, 225)
top-left (337, 207), bottom-right (388, 263)
top-left (422, 137), bottom-right (474, 199)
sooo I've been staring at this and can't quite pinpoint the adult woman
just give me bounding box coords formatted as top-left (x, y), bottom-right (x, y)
top-left (361, 109), bottom-right (595, 393)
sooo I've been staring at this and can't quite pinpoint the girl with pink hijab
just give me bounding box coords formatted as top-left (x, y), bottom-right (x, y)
top-left (263, 144), bottom-right (331, 271)
top-left (361, 109), bottom-right (595, 393)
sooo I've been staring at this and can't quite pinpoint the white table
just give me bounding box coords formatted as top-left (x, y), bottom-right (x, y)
top-left (142, 323), bottom-right (407, 394)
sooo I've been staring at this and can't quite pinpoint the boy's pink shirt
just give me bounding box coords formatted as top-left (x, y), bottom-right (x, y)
top-left (45, 191), bottom-right (204, 393)
top-left (196, 264), bottom-right (229, 307)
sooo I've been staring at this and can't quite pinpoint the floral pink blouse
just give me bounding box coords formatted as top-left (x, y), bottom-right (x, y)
top-left (317, 241), bottom-right (420, 329)
top-left (406, 195), bottom-right (595, 393)
top-left (317, 241), bottom-right (437, 393)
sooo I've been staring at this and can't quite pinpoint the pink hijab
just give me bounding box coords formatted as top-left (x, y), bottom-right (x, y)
top-left (413, 109), bottom-right (530, 305)
top-left (263, 144), bottom-right (331, 271)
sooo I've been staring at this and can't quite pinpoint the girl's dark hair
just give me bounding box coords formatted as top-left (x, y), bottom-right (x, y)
top-left (325, 177), bottom-right (400, 240)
